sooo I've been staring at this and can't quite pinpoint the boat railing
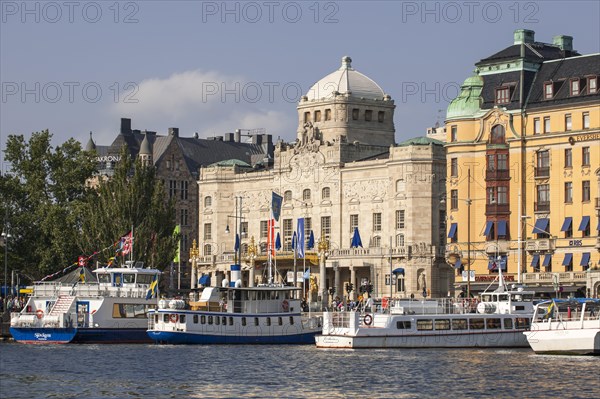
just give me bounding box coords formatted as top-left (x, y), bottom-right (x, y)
top-left (32, 281), bottom-right (149, 299)
top-left (10, 311), bottom-right (78, 329)
top-left (323, 311), bottom-right (358, 333)
top-left (389, 298), bottom-right (478, 315)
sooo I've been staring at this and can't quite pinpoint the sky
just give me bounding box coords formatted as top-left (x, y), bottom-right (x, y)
top-left (1, 0), bottom-right (599, 168)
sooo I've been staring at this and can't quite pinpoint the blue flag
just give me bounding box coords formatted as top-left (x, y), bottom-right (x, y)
top-left (234, 233), bottom-right (240, 251)
top-left (307, 230), bottom-right (315, 249)
top-left (351, 227), bottom-right (363, 248)
top-left (275, 232), bottom-right (281, 251)
top-left (297, 218), bottom-right (305, 258)
top-left (272, 192), bottom-right (283, 222)
top-left (291, 231), bottom-right (297, 251)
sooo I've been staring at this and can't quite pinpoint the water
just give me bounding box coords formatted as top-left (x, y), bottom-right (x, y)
top-left (1, 343), bottom-right (598, 399)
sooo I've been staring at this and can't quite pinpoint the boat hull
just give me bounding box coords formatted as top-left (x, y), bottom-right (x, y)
top-left (524, 327), bottom-right (600, 355)
top-left (10, 327), bottom-right (152, 344)
top-left (9, 327), bottom-right (77, 344)
top-left (147, 330), bottom-right (318, 345)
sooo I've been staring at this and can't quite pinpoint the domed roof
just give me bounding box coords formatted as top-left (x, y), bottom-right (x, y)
top-left (397, 136), bottom-right (444, 147)
top-left (305, 56), bottom-right (386, 101)
top-left (446, 72), bottom-right (484, 120)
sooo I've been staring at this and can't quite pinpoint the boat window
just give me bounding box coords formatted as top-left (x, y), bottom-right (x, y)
top-left (222, 317), bottom-right (227, 326)
top-left (123, 274), bottom-right (135, 284)
top-left (208, 315), bottom-right (213, 325)
top-left (278, 317), bottom-right (283, 326)
top-left (193, 315), bottom-right (198, 324)
top-left (289, 316), bottom-right (294, 325)
top-left (270, 291), bottom-right (276, 300)
top-left (486, 318), bottom-right (501, 329)
top-left (229, 317), bottom-right (233, 326)
top-left (503, 318), bottom-right (513, 329)
top-left (452, 319), bottom-right (468, 330)
top-left (112, 303), bottom-right (150, 318)
top-left (481, 294), bottom-right (492, 302)
top-left (215, 316), bottom-right (220, 325)
top-left (242, 317), bottom-right (246, 326)
top-left (498, 295), bottom-right (509, 302)
top-left (154, 314), bottom-right (159, 323)
top-left (514, 306), bottom-right (525, 311)
top-left (515, 317), bottom-right (530, 329)
top-left (180, 315), bottom-right (186, 324)
top-left (416, 320), bottom-right (433, 331)
top-left (434, 319), bottom-right (450, 330)
top-left (241, 291), bottom-right (248, 301)
top-left (266, 317), bottom-right (271, 326)
top-left (469, 319), bottom-right (485, 330)
top-left (201, 315), bottom-right (206, 324)
top-left (396, 321), bottom-right (411, 329)
top-left (98, 274), bottom-right (110, 283)
top-left (254, 317), bottom-right (259, 326)
top-left (137, 274), bottom-right (154, 284)
top-left (249, 291), bottom-right (256, 301)
top-left (163, 314), bottom-right (169, 323)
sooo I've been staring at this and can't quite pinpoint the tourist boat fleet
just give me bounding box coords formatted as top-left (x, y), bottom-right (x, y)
top-left (524, 298), bottom-right (600, 355)
top-left (10, 261), bottom-right (160, 344)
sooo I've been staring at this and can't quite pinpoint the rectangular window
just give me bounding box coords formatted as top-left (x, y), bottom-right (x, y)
top-left (564, 182), bottom-right (573, 203)
top-left (373, 213), bottom-right (382, 232)
top-left (452, 319), bottom-right (468, 330)
top-left (304, 218), bottom-right (312, 247)
top-left (204, 223), bottom-right (212, 240)
top-left (451, 125), bottom-right (457, 142)
top-left (487, 154), bottom-right (495, 170)
top-left (260, 221), bottom-right (268, 239)
top-left (314, 110), bottom-right (321, 122)
top-left (350, 214), bottom-right (358, 233)
top-left (497, 154), bottom-right (508, 170)
top-left (588, 76), bottom-right (597, 94)
top-left (537, 150), bottom-right (550, 168)
top-left (486, 318), bottom-right (502, 330)
top-left (396, 210), bottom-right (405, 229)
top-left (537, 184), bottom-right (550, 203)
top-left (325, 109), bottom-right (331, 121)
top-left (495, 87), bottom-right (510, 104)
top-left (582, 181), bottom-right (590, 202)
top-left (378, 111), bottom-right (385, 123)
top-left (365, 110), bottom-right (372, 121)
top-left (498, 186), bottom-right (508, 204)
top-left (533, 118), bottom-right (540, 134)
top-left (396, 321), bottom-right (411, 329)
top-left (304, 112), bottom-right (310, 123)
top-left (565, 148), bottom-right (572, 168)
top-left (416, 320), bottom-right (433, 331)
top-left (283, 219), bottom-right (293, 251)
top-left (543, 117), bottom-right (550, 133)
top-left (450, 190), bottom-right (458, 210)
top-left (565, 114), bottom-right (572, 131)
top-left (180, 180), bottom-right (188, 200)
top-left (582, 147), bottom-right (590, 166)
top-left (582, 112), bottom-right (590, 129)
top-left (434, 319), bottom-right (451, 330)
top-left (544, 82), bottom-right (553, 99)
top-left (570, 79), bottom-right (579, 96)
top-left (450, 158), bottom-right (458, 177)
top-left (169, 180), bottom-right (177, 199)
top-left (470, 319), bottom-right (485, 330)
top-left (352, 109), bottom-right (359, 120)
top-left (321, 216), bottom-right (331, 239)
top-left (180, 209), bottom-right (188, 226)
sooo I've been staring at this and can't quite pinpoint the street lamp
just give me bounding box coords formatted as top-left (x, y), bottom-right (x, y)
top-left (317, 234), bottom-right (329, 310)
top-left (1, 228), bottom-right (10, 298)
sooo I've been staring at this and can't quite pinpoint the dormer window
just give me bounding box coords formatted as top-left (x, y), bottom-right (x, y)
top-left (588, 76), bottom-right (597, 94)
top-left (544, 82), bottom-right (553, 99)
top-left (570, 79), bottom-right (580, 96)
top-left (495, 87), bottom-right (510, 104)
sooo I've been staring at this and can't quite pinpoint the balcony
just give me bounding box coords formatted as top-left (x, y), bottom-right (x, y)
top-left (484, 239), bottom-right (510, 255)
top-left (485, 169), bottom-right (510, 180)
top-left (523, 271), bottom-right (587, 285)
top-left (486, 203), bottom-right (510, 214)
top-left (525, 238), bottom-right (555, 252)
top-left (534, 201), bottom-right (550, 213)
top-left (534, 166), bottom-right (550, 179)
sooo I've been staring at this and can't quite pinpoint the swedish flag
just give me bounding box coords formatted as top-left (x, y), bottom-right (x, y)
top-left (146, 275), bottom-right (158, 300)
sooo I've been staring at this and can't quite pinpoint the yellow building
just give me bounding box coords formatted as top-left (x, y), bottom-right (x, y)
top-left (445, 29), bottom-right (599, 297)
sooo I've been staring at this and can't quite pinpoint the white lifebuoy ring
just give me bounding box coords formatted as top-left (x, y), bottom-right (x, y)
top-left (36, 309), bottom-right (44, 319)
top-left (282, 299), bottom-right (289, 311)
top-left (363, 314), bottom-right (373, 326)
top-left (169, 314), bottom-right (179, 323)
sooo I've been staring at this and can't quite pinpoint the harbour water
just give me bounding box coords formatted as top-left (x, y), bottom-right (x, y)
top-left (1, 343), bottom-right (599, 399)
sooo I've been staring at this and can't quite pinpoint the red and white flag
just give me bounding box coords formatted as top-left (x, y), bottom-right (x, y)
top-left (121, 231), bottom-right (133, 255)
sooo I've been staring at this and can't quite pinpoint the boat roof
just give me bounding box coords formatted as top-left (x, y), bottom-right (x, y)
top-left (93, 267), bottom-right (161, 274)
top-left (225, 285), bottom-right (300, 292)
top-left (538, 298), bottom-right (600, 305)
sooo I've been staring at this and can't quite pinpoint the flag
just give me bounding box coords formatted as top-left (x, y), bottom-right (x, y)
top-left (172, 225), bottom-right (181, 262)
top-left (271, 192), bottom-right (283, 222)
top-left (297, 218), bottom-right (305, 258)
top-left (351, 227), bottom-right (363, 248)
top-left (234, 233), bottom-right (240, 252)
top-left (146, 274), bottom-right (158, 300)
top-left (78, 256), bottom-right (86, 267)
top-left (303, 268), bottom-right (310, 280)
top-left (121, 231), bottom-right (133, 255)
top-left (275, 232), bottom-right (281, 251)
top-left (307, 230), bottom-right (315, 249)
top-left (291, 231), bottom-right (297, 251)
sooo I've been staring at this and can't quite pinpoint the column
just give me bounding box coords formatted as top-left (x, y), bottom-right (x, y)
top-left (334, 263), bottom-right (340, 300)
top-left (350, 267), bottom-right (356, 301)
top-left (320, 253), bottom-right (327, 310)
top-left (249, 257), bottom-right (255, 287)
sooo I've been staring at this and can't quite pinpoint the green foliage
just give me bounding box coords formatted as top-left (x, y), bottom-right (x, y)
top-left (76, 147), bottom-right (177, 270)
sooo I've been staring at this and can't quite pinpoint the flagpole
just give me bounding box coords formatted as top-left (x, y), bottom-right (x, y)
top-left (293, 235), bottom-right (297, 298)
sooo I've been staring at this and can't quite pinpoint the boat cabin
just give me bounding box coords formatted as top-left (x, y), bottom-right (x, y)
top-left (187, 285), bottom-right (300, 314)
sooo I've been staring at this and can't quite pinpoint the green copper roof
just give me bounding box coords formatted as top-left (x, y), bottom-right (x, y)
top-left (397, 136), bottom-right (444, 147)
top-left (209, 159), bottom-right (251, 167)
top-left (446, 72), bottom-right (484, 120)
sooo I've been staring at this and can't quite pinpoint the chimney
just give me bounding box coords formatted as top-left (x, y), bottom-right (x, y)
top-left (168, 127), bottom-right (179, 137)
top-left (553, 35), bottom-right (573, 51)
top-left (120, 118), bottom-right (132, 134)
top-left (513, 29), bottom-right (535, 45)
top-left (224, 133), bottom-right (234, 142)
top-left (235, 129), bottom-right (241, 143)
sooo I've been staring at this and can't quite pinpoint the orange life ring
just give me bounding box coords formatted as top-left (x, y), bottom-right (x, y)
top-left (169, 314), bottom-right (179, 323)
top-left (282, 299), bottom-right (289, 312)
top-left (363, 314), bottom-right (373, 326)
top-left (36, 309), bottom-right (44, 319)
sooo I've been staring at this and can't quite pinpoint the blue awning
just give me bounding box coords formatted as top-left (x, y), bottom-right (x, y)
top-left (497, 220), bottom-right (507, 236)
top-left (580, 252), bottom-right (591, 266)
top-left (562, 253), bottom-right (573, 266)
top-left (531, 254), bottom-right (540, 267)
top-left (532, 218), bottom-right (549, 234)
top-left (578, 216), bottom-right (590, 231)
top-left (448, 223), bottom-right (457, 239)
top-left (560, 217), bottom-right (572, 232)
top-left (392, 268), bottom-right (405, 275)
top-left (198, 275), bottom-right (211, 286)
top-left (488, 256), bottom-right (507, 271)
top-left (483, 221), bottom-right (493, 236)
top-left (542, 254), bottom-right (552, 267)
top-left (597, 218), bottom-right (600, 231)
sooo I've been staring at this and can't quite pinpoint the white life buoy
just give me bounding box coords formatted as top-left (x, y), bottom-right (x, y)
top-left (169, 314), bottom-right (179, 323)
top-left (363, 314), bottom-right (373, 326)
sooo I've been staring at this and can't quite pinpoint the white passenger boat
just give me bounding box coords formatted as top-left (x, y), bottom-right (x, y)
top-left (316, 279), bottom-right (535, 349)
top-left (524, 298), bottom-right (600, 355)
top-left (147, 285), bottom-right (321, 344)
top-left (10, 261), bottom-right (160, 344)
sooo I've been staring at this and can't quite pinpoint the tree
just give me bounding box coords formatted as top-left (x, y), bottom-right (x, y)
top-left (76, 146), bottom-right (177, 270)
top-left (0, 130), bottom-right (97, 280)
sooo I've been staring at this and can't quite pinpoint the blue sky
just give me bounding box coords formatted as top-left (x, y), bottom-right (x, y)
top-left (1, 0), bottom-right (599, 165)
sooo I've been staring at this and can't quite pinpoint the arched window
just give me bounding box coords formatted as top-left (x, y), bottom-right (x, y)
top-left (284, 190), bottom-right (292, 202)
top-left (396, 233), bottom-right (405, 247)
top-left (322, 187), bottom-right (330, 199)
top-left (303, 189), bottom-right (311, 201)
top-left (490, 125), bottom-right (505, 144)
top-left (203, 244), bottom-right (212, 256)
top-left (371, 236), bottom-right (381, 248)
top-left (204, 196), bottom-right (212, 207)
